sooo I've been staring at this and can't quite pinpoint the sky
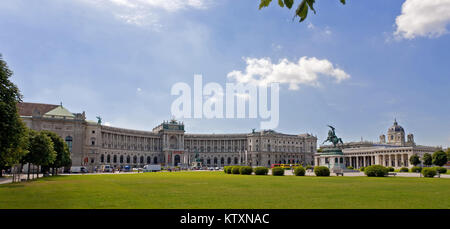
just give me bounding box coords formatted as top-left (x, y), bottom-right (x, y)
top-left (1, 0), bottom-right (449, 148)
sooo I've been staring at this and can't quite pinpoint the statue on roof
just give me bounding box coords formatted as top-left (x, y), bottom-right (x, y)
top-left (322, 125), bottom-right (343, 147)
top-left (96, 116), bottom-right (102, 125)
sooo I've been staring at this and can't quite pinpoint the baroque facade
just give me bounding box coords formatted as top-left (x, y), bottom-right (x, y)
top-left (18, 102), bottom-right (317, 171)
top-left (315, 120), bottom-right (441, 169)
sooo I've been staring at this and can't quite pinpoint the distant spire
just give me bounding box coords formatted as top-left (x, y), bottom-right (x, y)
top-left (60, 102), bottom-right (63, 107)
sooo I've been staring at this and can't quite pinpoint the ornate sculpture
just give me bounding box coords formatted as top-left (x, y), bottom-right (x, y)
top-left (96, 116), bottom-right (102, 125)
top-left (322, 125), bottom-right (343, 147)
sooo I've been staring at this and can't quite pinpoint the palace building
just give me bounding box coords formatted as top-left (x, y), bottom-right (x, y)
top-left (18, 102), bottom-right (317, 171)
top-left (315, 119), bottom-right (441, 169)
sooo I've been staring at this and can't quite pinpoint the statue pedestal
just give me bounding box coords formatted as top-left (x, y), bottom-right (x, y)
top-left (317, 148), bottom-right (346, 170)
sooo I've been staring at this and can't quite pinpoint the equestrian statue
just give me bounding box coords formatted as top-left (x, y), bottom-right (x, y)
top-left (322, 125), bottom-right (343, 147)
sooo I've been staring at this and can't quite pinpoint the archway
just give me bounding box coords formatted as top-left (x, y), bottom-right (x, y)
top-left (174, 154), bottom-right (181, 166)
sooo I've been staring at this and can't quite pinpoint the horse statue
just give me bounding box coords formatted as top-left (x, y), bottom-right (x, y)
top-left (322, 125), bottom-right (343, 147)
top-left (96, 116), bottom-right (102, 125)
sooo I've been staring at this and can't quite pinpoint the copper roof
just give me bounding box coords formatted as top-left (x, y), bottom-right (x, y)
top-left (17, 102), bottom-right (59, 117)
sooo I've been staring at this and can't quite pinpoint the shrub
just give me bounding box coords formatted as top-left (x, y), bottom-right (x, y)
top-left (411, 166), bottom-right (422, 173)
top-left (227, 166), bottom-right (234, 174)
top-left (305, 165), bottom-right (313, 170)
top-left (231, 166), bottom-right (241, 174)
top-left (254, 167), bottom-right (269, 175)
top-left (387, 167), bottom-right (395, 172)
top-left (347, 166), bottom-right (354, 170)
top-left (434, 167), bottom-right (447, 174)
top-left (314, 166), bottom-right (330, 177)
top-left (239, 166), bottom-right (253, 175)
top-left (293, 166), bottom-right (306, 176)
top-left (399, 167), bottom-right (409, 172)
top-left (364, 165), bottom-right (389, 177)
top-left (223, 166), bottom-right (229, 174)
top-left (422, 167), bottom-right (437, 178)
top-left (359, 167), bottom-right (365, 171)
top-left (272, 167), bottom-right (284, 176)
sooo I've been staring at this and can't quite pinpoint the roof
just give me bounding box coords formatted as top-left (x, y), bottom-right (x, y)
top-left (43, 105), bottom-right (75, 118)
top-left (17, 102), bottom-right (59, 117)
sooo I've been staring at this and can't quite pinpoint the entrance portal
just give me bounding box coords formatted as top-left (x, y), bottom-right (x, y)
top-left (174, 154), bottom-right (181, 166)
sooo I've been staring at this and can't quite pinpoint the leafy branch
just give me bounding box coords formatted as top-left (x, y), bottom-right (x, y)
top-left (259, 0), bottom-right (346, 22)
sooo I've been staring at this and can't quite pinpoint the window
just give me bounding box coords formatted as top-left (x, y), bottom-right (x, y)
top-left (92, 130), bottom-right (95, 134)
top-left (65, 136), bottom-right (73, 152)
top-left (101, 154), bottom-right (104, 163)
top-left (120, 155), bottom-right (124, 163)
top-left (127, 155), bottom-right (130, 163)
top-left (113, 155), bottom-right (117, 163)
top-left (107, 155), bottom-right (110, 163)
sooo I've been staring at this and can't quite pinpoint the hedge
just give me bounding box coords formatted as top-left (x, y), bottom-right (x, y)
top-left (231, 166), bottom-right (241, 174)
top-left (272, 167), bottom-right (285, 176)
top-left (254, 167), bottom-right (269, 175)
top-left (434, 167), bottom-right (447, 174)
top-left (387, 167), bottom-right (395, 172)
top-left (293, 166), bottom-right (306, 176)
top-left (305, 165), bottom-right (313, 170)
top-left (422, 167), bottom-right (437, 178)
top-left (347, 166), bottom-right (354, 170)
top-left (399, 167), bottom-right (409, 172)
top-left (411, 166), bottom-right (422, 173)
top-left (314, 166), bottom-right (330, 176)
top-left (364, 165), bottom-right (389, 177)
top-left (224, 166), bottom-right (229, 174)
top-left (239, 166), bottom-right (253, 175)
top-left (360, 167), bottom-right (365, 172)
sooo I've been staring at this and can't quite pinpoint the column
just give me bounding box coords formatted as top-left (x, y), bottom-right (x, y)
top-left (394, 154), bottom-right (398, 168)
top-left (363, 156), bottom-right (366, 167)
top-left (356, 156), bottom-right (359, 168)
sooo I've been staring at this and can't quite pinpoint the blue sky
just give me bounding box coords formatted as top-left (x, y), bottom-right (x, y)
top-left (1, 0), bottom-right (449, 147)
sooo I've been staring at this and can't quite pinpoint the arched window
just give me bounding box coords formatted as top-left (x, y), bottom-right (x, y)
top-left (221, 157), bottom-right (224, 165)
top-left (227, 157), bottom-right (231, 165)
top-left (153, 156), bottom-right (158, 164)
top-left (107, 155), bottom-right (110, 163)
top-left (147, 156), bottom-right (151, 164)
top-left (126, 155), bottom-right (130, 163)
top-left (120, 155), bottom-right (124, 163)
top-left (234, 157), bottom-right (238, 164)
top-left (133, 156), bottom-right (137, 164)
top-left (214, 157), bottom-right (218, 165)
top-left (140, 156), bottom-right (144, 164)
top-left (65, 136), bottom-right (73, 152)
top-left (113, 155), bottom-right (117, 163)
top-left (207, 158), bottom-right (211, 165)
top-left (100, 154), bottom-right (104, 163)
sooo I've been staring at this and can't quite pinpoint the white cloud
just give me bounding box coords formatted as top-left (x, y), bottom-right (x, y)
top-left (227, 57), bottom-right (350, 90)
top-left (394, 0), bottom-right (450, 39)
top-left (77, 0), bottom-right (211, 26)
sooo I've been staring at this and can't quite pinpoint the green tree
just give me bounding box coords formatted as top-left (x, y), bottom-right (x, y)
top-left (259, 0), bottom-right (346, 22)
top-left (422, 153), bottom-right (432, 167)
top-left (24, 130), bottom-right (56, 179)
top-left (409, 154), bottom-right (421, 166)
top-left (41, 130), bottom-right (71, 175)
top-left (432, 150), bottom-right (448, 167)
top-left (446, 148), bottom-right (450, 162)
top-left (0, 54), bottom-right (29, 177)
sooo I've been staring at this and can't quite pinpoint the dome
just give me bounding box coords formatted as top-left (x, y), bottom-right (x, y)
top-left (388, 119), bottom-right (404, 133)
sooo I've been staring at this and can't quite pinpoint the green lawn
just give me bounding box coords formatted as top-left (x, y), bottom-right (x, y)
top-left (1, 172), bottom-right (449, 209)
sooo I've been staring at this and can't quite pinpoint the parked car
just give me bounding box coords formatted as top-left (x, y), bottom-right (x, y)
top-left (71, 166), bottom-right (88, 173)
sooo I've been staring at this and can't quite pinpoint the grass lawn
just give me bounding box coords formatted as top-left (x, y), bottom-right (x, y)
top-left (1, 171), bottom-right (449, 209)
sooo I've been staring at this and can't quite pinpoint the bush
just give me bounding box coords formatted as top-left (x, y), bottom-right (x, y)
top-left (347, 166), bottom-right (354, 170)
top-left (272, 167), bottom-right (285, 176)
top-left (224, 166), bottom-right (229, 174)
top-left (434, 167), bottom-right (447, 174)
top-left (231, 166), bottom-right (241, 174)
top-left (293, 166), bottom-right (306, 176)
top-left (239, 166), bottom-right (253, 175)
top-left (387, 167), bottom-right (395, 172)
top-left (360, 167), bottom-right (365, 171)
top-left (254, 167), bottom-right (269, 175)
top-left (422, 167), bottom-right (437, 178)
top-left (399, 167), bottom-right (409, 172)
top-left (314, 166), bottom-right (330, 177)
top-left (411, 166), bottom-right (422, 173)
top-left (364, 165), bottom-right (389, 177)
top-left (305, 165), bottom-right (313, 170)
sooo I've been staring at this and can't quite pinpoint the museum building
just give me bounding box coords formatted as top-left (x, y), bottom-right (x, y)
top-left (315, 119), bottom-right (441, 169)
top-left (18, 102), bottom-right (317, 171)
